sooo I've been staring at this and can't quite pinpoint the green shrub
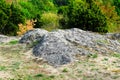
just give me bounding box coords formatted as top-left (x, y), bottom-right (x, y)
top-left (41, 12), bottom-right (59, 25)
top-left (19, 1), bottom-right (39, 19)
top-left (0, 66), bottom-right (6, 71)
top-left (0, 0), bottom-right (10, 34)
top-left (62, 68), bottom-right (68, 72)
top-left (53, 0), bottom-right (69, 6)
top-left (0, 1), bottom-right (25, 35)
top-left (114, 0), bottom-right (120, 16)
top-left (34, 14), bottom-right (43, 28)
top-left (40, 12), bottom-right (61, 31)
top-left (96, 1), bottom-right (120, 32)
top-left (65, 0), bottom-right (108, 33)
top-left (57, 6), bottom-right (69, 28)
top-left (29, 0), bottom-right (57, 12)
top-left (87, 53), bottom-right (98, 58)
top-left (9, 40), bottom-right (18, 45)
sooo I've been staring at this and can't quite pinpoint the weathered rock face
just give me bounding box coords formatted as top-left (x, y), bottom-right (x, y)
top-left (0, 35), bottom-right (8, 43)
top-left (33, 32), bottom-right (78, 66)
top-left (105, 33), bottom-right (120, 40)
top-left (19, 29), bottom-right (48, 44)
top-left (0, 35), bottom-right (19, 43)
top-left (64, 29), bottom-right (120, 54)
top-left (20, 28), bottom-right (120, 66)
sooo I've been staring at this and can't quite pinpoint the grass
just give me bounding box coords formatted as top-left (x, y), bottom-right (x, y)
top-left (0, 41), bottom-right (120, 80)
top-left (111, 75), bottom-right (120, 79)
top-left (112, 53), bottom-right (120, 58)
top-left (0, 66), bottom-right (6, 71)
top-left (103, 58), bottom-right (109, 61)
top-left (34, 73), bottom-right (44, 77)
top-left (11, 62), bottom-right (21, 70)
top-left (87, 53), bottom-right (98, 58)
top-left (8, 40), bottom-right (18, 45)
top-left (96, 39), bottom-right (109, 45)
top-left (62, 68), bottom-right (68, 72)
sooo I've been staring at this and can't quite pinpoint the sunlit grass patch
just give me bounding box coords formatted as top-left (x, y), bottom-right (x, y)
top-left (87, 53), bottom-right (98, 58)
top-left (0, 66), bottom-right (7, 71)
top-left (112, 53), bottom-right (120, 58)
top-left (62, 68), bottom-right (68, 73)
top-left (8, 40), bottom-right (18, 45)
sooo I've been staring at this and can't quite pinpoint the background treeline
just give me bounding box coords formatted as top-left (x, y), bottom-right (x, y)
top-left (0, 0), bottom-right (120, 35)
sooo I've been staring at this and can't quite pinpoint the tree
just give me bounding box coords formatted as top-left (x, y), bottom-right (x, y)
top-left (53, 0), bottom-right (69, 6)
top-left (0, 0), bottom-right (10, 34)
top-left (19, 1), bottom-right (37, 19)
top-left (34, 14), bottom-right (43, 28)
top-left (0, 0), bottom-right (25, 35)
top-left (3, 3), bottom-right (25, 35)
top-left (66, 0), bottom-right (108, 32)
top-left (29, 0), bottom-right (56, 12)
top-left (114, 0), bottom-right (120, 16)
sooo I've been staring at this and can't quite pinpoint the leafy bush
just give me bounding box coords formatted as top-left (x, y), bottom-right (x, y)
top-left (65, 0), bottom-right (108, 33)
top-left (40, 12), bottom-right (61, 31)
top-left (0, 1), bottom-right (25, 35)
top-left (0, 0), bottom-right (10, 34)
top-left (29, 0), bottom-right (57, 12)
top-left (17, 20), bottom-right (34, 36)
top-left (33, 14), bottom-right (43, 28)
top-left (58, 6), bottom-right (69, 28)
top-left (96, 1), bottom-right (120, 32)
top-left (53, 0), bottom-right (69, 6)
top-left (9, 40), bottom-right (18, 45)
top-left (114, 0), bottom-right (120, 16)
top-left (19, 1), bottom-right (39, 19)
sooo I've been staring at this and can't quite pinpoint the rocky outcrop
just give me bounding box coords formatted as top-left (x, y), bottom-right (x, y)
top-left (19, 29), bottom-right (48, 44)
top-left (20, 28), bottom-right (120, 66)
top-left (0, 35), bottom-right (8, 43)
top-left (33, 31), bottom-right (81, 67)
top-left (0, 35), bottom-right (19, 43)
top-left (105, 33), bottom-right (120, 40)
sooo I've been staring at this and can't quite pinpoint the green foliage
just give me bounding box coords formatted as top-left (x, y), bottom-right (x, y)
top-left (40, 12), bottom-right (61, 31)
top-left (1, 0), bottom-right (120, 35)
top-left (65, 0), bottom-right (108, 33)
top-left (62, 68), bottom-right (68, 72)
top-left (112, 53), bottom-right (120, 58)
top-left (29, 0), bottom-right (57, 12)
top-left (41, 12), bottom-right (59, 25)
top-left (0, 0), bottom-right (25, 35)
top-left (58, 6), bottom-right (69, 28)
top-left (0, 0), bottom-right (10, 34)
top-left (9, 40), bottom-right (18, 45)
top-left (34, 73), bottom-right (54, 80)
top-left (34, 14), bottom-right (43, 28)
top-left (0, 66), bottom-right (6, 71)
top-left (19, 1), bottom-right (37, 19)
top-left (114, 0), bottom-right (120, 16)
top-left (53, 0), bottom-right (69, 6)
top-left (34, 73), bottom-right (44, 77)
top-left (96, 2), bottom-right (120, 32)
top-left (87, 53), bottom-right (98, 58)
top-left (23, 0), bottom-right (57, 28)
top-left (11, 62), bottom-right (20, 70)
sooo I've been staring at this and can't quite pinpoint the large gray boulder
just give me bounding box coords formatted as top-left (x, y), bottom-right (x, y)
top-left (64, 28), bottom-right (120, 54)
top-left (32, 28), bottom-right (120, 66)
top-left (19, 29), bottom-right (48, 44)
top-left (33, 31), bottom-right (81, 67)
